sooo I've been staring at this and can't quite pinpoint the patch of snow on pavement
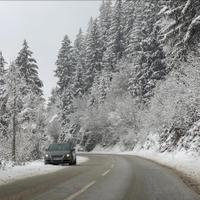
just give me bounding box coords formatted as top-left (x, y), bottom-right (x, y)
top-left (0, 156), bottom-right (88, 186)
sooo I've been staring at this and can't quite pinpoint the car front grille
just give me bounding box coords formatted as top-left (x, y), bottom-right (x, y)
top-left (52, 155), bottom-right (63, 160)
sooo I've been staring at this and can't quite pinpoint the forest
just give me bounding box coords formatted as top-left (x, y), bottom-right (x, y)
top-left (1, 0), bottom-right (200, 164)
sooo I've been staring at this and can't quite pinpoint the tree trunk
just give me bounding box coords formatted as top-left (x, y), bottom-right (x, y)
top-left (12, 111), bottom-right (16, 162)
top-left (12, 66), bottom-right (17, 163)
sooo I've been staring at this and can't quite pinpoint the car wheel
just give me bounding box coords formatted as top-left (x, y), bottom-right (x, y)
top-left (44, 161), bottom-right (49, 165)
top-left (69, 158), bottom-right (76, 166)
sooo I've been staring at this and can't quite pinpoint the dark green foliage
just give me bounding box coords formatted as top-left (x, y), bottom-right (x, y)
top-left (73, 29), bottom-right (86, 97)
top-left (55, 35), bottom-right (76, 141)
top-left (16, 40), bottom-right (43, 96)
top-left (103, 0), bottom-right (125, 72)
top-left (84, 19), bottom-right (102, 93)
top-left (130, 28), bottom-right (168, 100)
top-left (55, 35), bottom-right (76, 94)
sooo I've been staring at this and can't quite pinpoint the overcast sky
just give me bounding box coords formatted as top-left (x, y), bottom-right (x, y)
top-left (0, 1), bottom-right (101, 99)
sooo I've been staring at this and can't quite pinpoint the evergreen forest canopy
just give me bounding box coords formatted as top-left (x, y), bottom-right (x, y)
top-left (1, 0), bottom-right (200, 164)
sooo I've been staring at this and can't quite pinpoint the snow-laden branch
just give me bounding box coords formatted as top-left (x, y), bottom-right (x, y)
top-left (182, 0), bottom-right (192, 15)
top-left (184, 15), bottom-right (200, 43)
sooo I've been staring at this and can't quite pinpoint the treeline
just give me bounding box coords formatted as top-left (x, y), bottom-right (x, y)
top-left (0, 41), bottom-right (47, 164)
top-left (50, 0), bottom-right (200, 153)
top-left (1, 0), bottom-right (198, 159)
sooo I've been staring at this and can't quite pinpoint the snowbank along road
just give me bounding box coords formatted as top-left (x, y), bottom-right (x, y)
top-left (0, 154), bottom-right (199, 200)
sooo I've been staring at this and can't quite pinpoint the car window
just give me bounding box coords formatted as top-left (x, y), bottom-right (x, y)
top-left (48, 143), bottom-right (71, 151)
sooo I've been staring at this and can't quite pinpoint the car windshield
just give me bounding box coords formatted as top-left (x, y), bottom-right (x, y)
top-left (48, 143), bottom-right (71, 151)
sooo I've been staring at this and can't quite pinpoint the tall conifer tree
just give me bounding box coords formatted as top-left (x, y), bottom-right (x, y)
top-left (16, 40), bottom-right (43, 96)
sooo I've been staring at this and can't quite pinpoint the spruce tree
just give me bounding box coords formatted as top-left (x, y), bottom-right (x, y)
top-left (16, 40), bottom-right (43, 96)
top-left (58, 88), bottom-right (74, 142)
top-left (73, 29), bottom-right (86, 97)
top-left (99, 0), bottom-right (112, 54)
top-left (55, 35), bottom-right (76, 141)
top-left (160, 0), bottom-right (200, 61)
top-left (98, 77), bottom-right (108, 104)
top-left (73, 29), bottom-right (86, 69)
top-left (0, 52), bottom-right (8, 137)
top-left (0, 52), bottom-right (7, 97)
top-left (84, 18), bottom-right (102, 93)
top-left (55, 35), bottom-right (76, 94)
top-left (123, 0), bottom-right (137, 59)
top-left (130, 28), bottom-right (168, 100)
top-left (103, 0), bottom-right (125, 73)
top-left (6, 63), bottom-right (23, 161)
top-left (73, 63), bottom-right (85, 97)
top-left (126, 0), bottom-right (168, 101)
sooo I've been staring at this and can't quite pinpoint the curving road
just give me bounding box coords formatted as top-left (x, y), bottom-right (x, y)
top-left (0, 154), bottom-right (199, 200)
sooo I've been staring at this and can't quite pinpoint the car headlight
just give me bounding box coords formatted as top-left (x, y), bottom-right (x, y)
top-left (45, 154), bottom-right (49, 158)
top-left (66, 154), bottom-right (70, 157)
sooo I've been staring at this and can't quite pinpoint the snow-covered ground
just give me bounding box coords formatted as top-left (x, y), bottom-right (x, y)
top-left (0, 156), bottom-right (88, 186)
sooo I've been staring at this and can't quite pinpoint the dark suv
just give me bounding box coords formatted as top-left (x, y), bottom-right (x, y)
top-left (44, 143), bottom-right (76, 165)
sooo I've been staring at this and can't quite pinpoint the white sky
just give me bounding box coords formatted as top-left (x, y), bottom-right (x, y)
top-left (0, 1), bottom-right (101, 99)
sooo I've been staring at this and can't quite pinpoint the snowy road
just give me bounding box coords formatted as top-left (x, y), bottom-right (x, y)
top-left (0, 154), bottom-right (199, 200)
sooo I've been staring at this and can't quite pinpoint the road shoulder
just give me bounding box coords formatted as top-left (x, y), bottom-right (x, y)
top-left (0, 156), bottom-right (88, 186)
top-left (135, 155), bottom-right (200, 196)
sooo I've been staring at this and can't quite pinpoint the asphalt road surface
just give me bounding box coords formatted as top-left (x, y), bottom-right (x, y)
top-left (0, 154), bottom-right (199, 200)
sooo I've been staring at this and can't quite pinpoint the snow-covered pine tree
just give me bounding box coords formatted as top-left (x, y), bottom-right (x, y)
top-left (16, 40), bottom-right (43, 96)
top-left (124, 1), bottom-right (145, 62)
top-left (122, 0), bottom-right (137, 59)
top-left (73, 63), bottom-right (85, 98)
top-left (84, 18), bottom-right (102, 93)
top-left (127, 0), bottom-right (167, 101)
top-left (6, 63), bottom-right (23, 161)
top-left (99, 0), bottom-right (112, 56)
top-left (55, 35), bottom-right (76, 141)
top-left (98, 77), bottom-right (108, 104)
top-left (103, 0), bottom-right (124, 73)
top-left (0, 52), bottom-right (7, 97)
top-left (131, 28), bottom-right (168, 100)
top-left (73, 29), bottom-right (86, 69)
top-left (58, 88), bottom-right (74, 142)
top-left (0, 52), bottom-right (8, 137)
top-left (55, 35), bottom-right (76, 94)
top-left (73, 29), bottom-right (86, 97)
top-left (89, 71), bottom-right (110, 106)
top-left (162, 0), bottom-right (200, 61)
top-left (125, 0), bottom-right (164, 60)
top-left (14, 40), bottom-right (46, 161)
